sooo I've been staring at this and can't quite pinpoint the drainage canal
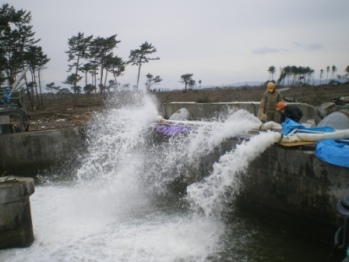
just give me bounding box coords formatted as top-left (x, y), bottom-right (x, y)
top-left (0, 92), bottom-right (338, 261)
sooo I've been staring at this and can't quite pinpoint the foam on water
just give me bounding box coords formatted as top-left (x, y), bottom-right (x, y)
top-left (0, 92), bottom-right (277, 261)
top-left (1, 186), bottom-right (224, 262)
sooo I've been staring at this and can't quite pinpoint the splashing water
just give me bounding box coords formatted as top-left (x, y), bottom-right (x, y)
top-left (0, 92), bottom-right (281, 262)
top-left (74, 93), bottom-right (161, 213)
top-left (186, 131), bottom-right (277, 216)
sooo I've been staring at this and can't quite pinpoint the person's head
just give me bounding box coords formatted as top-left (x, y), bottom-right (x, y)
top-left (266, 82), bottom-right (275, 93)
top-left (276, 101), bottom-right (286, 112)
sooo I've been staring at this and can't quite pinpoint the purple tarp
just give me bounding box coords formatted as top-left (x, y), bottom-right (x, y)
top-left (155, 125), bottom-right (190, 136)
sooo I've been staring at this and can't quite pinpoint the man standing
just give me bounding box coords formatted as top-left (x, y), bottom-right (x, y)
top-left (259, 82), bottom-right (282, 122)
top-left (276, 101), bottom-right (303, 123)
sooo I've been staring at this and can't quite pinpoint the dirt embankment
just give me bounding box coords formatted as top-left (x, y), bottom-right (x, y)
top-left (26, 84), bottom-right (349, 131)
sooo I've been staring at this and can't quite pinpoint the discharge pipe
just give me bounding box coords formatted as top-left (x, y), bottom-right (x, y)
top-left (157, 116), bottom-right (281, 131)
top-left (157, 116), bottom-right (283, 141)
top-left (280, 129), bottom-right (349, 143)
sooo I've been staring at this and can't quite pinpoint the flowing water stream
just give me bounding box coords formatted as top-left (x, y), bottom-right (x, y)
top-left (0, 92), bottom-right (333, 261)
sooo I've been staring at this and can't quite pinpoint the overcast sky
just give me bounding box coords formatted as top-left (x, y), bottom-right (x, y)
top-left (7, 0), bottom-right (349, 90)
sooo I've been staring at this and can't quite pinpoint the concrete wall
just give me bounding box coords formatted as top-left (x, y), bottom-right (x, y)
top-left (237, 143), bottom-right (349, 243)
top-left (242, 145), bottom-right (346, 225)
top-left (0, 177), bottom-right (35, 248)
top-left (0, 127), bottom-right (86, 176)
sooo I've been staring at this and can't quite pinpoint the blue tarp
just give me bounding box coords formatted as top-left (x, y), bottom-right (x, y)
top-left (315, 139), bottom-right (349, 168)
top-left (282, 118), bottom-right (349, 168)
top-left (281, 118), bottom-right (335, 135)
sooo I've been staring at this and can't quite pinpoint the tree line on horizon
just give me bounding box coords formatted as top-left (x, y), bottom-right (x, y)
top-left (1, 4), bottom-right (349, 110)
top-left (267, 65), bottom-right (349, 86)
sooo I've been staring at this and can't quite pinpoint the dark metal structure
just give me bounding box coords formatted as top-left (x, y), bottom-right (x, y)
top-left (0, 87), bottom-right (29, 134)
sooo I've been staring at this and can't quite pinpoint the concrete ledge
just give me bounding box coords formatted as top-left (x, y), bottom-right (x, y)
top-left (0, 177), bottom-right (35, 248)
top-left (0, 127), bottom-right (86, 176)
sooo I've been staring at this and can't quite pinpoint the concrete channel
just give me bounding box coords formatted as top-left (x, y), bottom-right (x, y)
top-left (0, 101), bottom-right (348, 247)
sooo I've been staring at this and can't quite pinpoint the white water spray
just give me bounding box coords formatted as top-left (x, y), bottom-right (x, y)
top-left (0, 92), bottom-right (278, 261)
top-left (187, 131), bottom-right (277, 216)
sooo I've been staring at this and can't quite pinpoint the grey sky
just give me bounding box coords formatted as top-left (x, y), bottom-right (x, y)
top-left (7, 0), bottom-right (349, 90)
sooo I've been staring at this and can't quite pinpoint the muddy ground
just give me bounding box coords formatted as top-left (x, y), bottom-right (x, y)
top-left (25, 83), bottom-right (349, 131)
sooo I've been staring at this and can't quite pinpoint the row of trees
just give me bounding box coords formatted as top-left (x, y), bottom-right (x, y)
top-left (64, 32), bottom-right (161, 105)
top-left (319, 66), bottom-right (349, 84)
top-left (268, 65), bottom-right (349, 86)
top-left (0, 4), bottom-right (163, 108)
